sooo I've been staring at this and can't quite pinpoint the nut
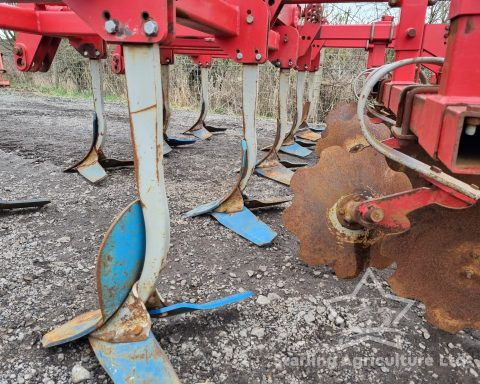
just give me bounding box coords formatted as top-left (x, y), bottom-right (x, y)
top-left (246, 14), bottom-right (254, 24)
top-left (406, 28), bottom-right (417, 38)
top-left (104, 19), bottom-right (118, 34)
top-left (144, 20), bottom-right (158, 36)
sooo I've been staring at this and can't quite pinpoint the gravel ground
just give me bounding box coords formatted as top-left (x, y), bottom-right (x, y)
top-left (0, 89), bottom-right (479, 384)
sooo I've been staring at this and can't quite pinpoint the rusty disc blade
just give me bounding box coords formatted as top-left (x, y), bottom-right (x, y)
top-left (380, 204), bottom-right (480, 333)
top-left (316, 117), bottom-right (391, 156)
top-left (283, 146), bottom-right (411, 278)
top-left (324, 102), bottom-right (358, 127)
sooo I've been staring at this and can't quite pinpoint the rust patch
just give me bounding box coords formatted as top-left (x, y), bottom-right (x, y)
top-left (283, 146), bottom-right (411, 278)
top-left (316, 115), bottom-right (390, 155)
top-left (91, 286), bottom-right (151, 343)
top-left (215, 187), bottom-right (244, 213)
top-left (381, 204), bottom-right (480, 333)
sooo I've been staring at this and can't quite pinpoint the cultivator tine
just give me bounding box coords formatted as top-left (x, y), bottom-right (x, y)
top-left (161, 64), bottom-right (197, 147)
top-left (277, 72), bottom-right (312, 158)
top-left (65, 60), bottom-right (132, 183)
top-left (186, 65), bottom-right (288, 246)
top-left (296, 72), bottom-right (323, 141)
top-left (184, 67), bottom-right (226, 139)
top-left (44, 45), bottom-right (179, 382)
top-left (0, 198), bottom-right (50, 210)
top-left (254, 69), bottom-right (295, 186)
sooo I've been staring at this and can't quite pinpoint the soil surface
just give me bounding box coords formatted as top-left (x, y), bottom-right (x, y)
top-left (0, 89), bottom-right (479, 384)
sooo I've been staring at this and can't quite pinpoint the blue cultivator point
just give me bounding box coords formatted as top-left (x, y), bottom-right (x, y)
top-left (165, 135), bottom-right (197, 147)
top-left (279, 141), bottom-right (312, 157)
top-left (183, 67), bottom-right (227, 140)
top-left (306, 122), bottom-right (326, 133)
top-left (149, 291), bottom-right (254, 317)
top-left (212, 208), bottom-right (277, 246)
top-left (186, 138), bottom-right (283, 247)
top-left (161, 64), bottom-right (201, 147)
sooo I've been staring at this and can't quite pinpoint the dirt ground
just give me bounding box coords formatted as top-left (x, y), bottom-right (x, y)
top-left (0, 89), bottom-right (479, 384)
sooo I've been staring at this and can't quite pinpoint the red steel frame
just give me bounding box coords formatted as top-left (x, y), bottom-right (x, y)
top-left (378, 0), bottom-right (480, 175)
top-left (1, 1), bottom-right (474, 226)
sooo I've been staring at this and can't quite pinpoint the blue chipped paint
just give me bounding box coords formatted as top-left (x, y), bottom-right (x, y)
top-left (98, 201), bottom-right (145, 320)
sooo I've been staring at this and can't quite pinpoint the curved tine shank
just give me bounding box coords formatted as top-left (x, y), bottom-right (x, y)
top-left (123, 45), bottom-right (170, 303)
top-left (161, 64), bottom-right (172, 137)
top-left (239, 64), bottom-right (259, 192)
top-left (289, 71), bottom-right (307, 138)
top-left (260, 68), bottom-right (290, 162)
top-left (90, 59), bottom-right (107, 152)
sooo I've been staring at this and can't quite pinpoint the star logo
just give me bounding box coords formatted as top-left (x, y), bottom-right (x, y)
top-left (324, 268), bottom-right (415, 350)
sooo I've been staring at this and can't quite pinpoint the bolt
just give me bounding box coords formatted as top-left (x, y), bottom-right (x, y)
top-left (465, 124), bottom-right (477, 136)
top-left (255, 53), bottom-right (262, 61)
top-left (288, 60), bottom-right (293, 67)
top-left (13, 46), bottom-right (23, 56)
top-left (236, 52), bottom-right (243, 60)
top-left (104, 19), bottom-right (118, 34)
top-left (246, 14), bottom-right (254, 24)
top-left (144, 20), bottom-right (158, 36)
top-left (165, 58), bottom-right (171, 64)
top-left (406, 28), bottom-right (417, 38)
top-left (83, 51), bottom-right (89, 57)
top-left (283, 35), bottom-right (289, 43)
top-left (366, 207), bottom-right (385, 223)
top-left (95, 50), bottom-right (101, 57)
top-left (430, 165), bottom-right (442, 174)
top-left (275, 60), bottom-right (281, 67)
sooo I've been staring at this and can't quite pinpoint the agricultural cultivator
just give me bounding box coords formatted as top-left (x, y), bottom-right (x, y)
top-left (0, 0), bottom-right (479, 382)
